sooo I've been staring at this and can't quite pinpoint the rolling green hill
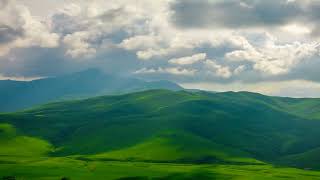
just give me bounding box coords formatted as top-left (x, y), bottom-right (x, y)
top-left (0, 123), bottom-right (52, 157)
top-left (88, 131), bottom-right (262, 165)
top-left (1, 90), bottom-right (320, 179)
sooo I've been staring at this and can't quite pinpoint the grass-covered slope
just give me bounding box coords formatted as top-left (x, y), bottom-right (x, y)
top-left (87, 131), bottom-right (261, 165)
top-left (1, 89), bottom-right (320, 172)
top-left (0, 123), bottom-right (52, 157)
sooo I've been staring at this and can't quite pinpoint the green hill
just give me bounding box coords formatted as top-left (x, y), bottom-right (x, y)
top-left (1, 90), bottom-right (320, 179)
top-left (0, 123), bottom-right (52, 157)
top-left (88, 131), bottom-right (261, 165)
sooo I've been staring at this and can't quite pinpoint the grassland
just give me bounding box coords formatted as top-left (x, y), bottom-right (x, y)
top-left (2, 156), bottom-right (320, 180)
top-left (1, 90), bottom-right (320, 179)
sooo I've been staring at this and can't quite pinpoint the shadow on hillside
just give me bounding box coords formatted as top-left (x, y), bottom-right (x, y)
top-left (116, 169), bottom-right (231, 180)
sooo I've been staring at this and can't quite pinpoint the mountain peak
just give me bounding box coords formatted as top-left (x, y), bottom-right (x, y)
top-left (0, 69), bottom-right (183, 112)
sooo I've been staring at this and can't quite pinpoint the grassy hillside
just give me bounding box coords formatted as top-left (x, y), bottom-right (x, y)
top-left (87, 131), bottom-right (261, 165)
top-left (1, 90), bottom-right (320, 179)
top-left (0, 123), bottom-right (52, 157)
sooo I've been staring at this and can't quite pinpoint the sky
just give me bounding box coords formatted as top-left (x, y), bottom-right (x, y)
top-left (1, 0), bottom-right (320, 97)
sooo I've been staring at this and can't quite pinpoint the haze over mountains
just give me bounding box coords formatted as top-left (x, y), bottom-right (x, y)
top-left (0, 69), bottom-right (182, 112)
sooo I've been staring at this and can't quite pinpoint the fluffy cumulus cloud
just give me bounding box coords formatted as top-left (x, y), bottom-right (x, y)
top-left (204, 60), bottom-right (233, 79)
top-left (63, 31), bottom-right (97, 58)
top-left (0, 0), bottom-right (59, 56)
top-left (2, 0), bottom-right (320, 96)
top-left (169, 53), bottom-right (206, 65)
top-left (225, 35), bottom-right (319, 75)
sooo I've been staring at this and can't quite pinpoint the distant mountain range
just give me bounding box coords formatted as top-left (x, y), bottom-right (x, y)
top-left (0, 69), bottom-right (182, 112)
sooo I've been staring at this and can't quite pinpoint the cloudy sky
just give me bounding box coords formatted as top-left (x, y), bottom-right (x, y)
top-left (1, 0), bottom-right (320, 97)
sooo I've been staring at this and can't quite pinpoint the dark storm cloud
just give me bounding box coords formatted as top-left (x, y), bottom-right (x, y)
top-left (171, 0), bottom-right (305, 29)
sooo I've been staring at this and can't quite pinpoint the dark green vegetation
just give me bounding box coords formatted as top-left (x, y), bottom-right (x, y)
top-left (0, 69), bottom-right (182, 112)
top-left (1, 90), bottom-right (320, 179)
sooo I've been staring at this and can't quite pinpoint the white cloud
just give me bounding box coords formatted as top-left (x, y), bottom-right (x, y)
top-left (119, 35), bottom-right (164, 50)
top-left (0, 73), bottom-right (43, 81)
top-left (204, 60), bottom-right (232, 79)
top-left (0, 0), bottom-right (59, 56)
top-left (226, 33), bottom-right (319, 75)
top-left (234, 65), bottom-right (246, 75)
top-left (63, 31), bottom-right (96, 59)
top-left (281, 23), bottom-right (311, 35)
top-left (169, 53), bottom-right (206, 65)
top-left (136, 48), bottom-right (173, 60)
top-left (134, 67), bottom-right (196, 76)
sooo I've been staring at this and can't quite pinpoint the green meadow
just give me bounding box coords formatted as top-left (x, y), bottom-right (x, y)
top-left (2, 157), bottom-right (320, 180)
top-left (1, 90), bottom-right (320, 179)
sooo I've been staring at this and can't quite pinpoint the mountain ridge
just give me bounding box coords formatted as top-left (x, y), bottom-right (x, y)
top-left (0, 69), bottom-right (183, 112)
